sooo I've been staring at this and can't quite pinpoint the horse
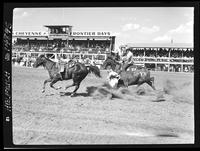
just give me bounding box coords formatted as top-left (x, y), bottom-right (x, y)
top-left (33, 55), bottom-right (101, 97)
top-left (102, 57), bottom-right (155, 90)
top-left (101, 56), bottom-right (122, 72)
top-left (102, 56), bottom-right (141, 73)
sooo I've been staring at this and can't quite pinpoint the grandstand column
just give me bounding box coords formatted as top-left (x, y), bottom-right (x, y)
top-left (109, 36), bottom-right (112, 51)
top-left (27, 38), bottom-right (29, 50)
top-left (181, 49), bottom-right (184, 72)
top-left (181, 64), bottom-right (183, 72)
top-left (168, 49), bottom-right (171, 72)
top-left (87, 38), bottom-right (90, 48)
top-left (66, 38), bottom-right (69, 47)
top-left (47, 38), bottom-right (49, 50)
top-left (155, 47), bottom-right (157, 57)
top-left (155, 48), bottom-right (157, 71)
top-left (155, 63), bottom-right (157, 71)
top-left (112, 37), bottom-right (115, 51)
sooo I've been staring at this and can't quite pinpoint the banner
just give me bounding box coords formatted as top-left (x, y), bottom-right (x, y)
top-left (12, 31), bottom-right (48, 37)
top-left (71, 31), bottom-right (112, 36)
top-left (13, 31), bottom-right (114, 37)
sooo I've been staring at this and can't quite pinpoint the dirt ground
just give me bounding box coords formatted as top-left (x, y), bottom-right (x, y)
top-left (12, 66), bottom-right (194, 145)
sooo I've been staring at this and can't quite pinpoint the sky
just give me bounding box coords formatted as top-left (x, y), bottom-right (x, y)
top-left (13, 7), bottom-right (194, 48)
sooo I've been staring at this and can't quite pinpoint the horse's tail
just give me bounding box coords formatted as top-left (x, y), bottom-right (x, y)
top-left (86, 65), bottom-right (101, 78)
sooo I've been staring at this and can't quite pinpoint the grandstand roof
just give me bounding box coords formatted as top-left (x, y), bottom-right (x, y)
top-left (44, 25), bottom-right (72, 28)
top-left (69, 36), bottom-right (114, 40)
top-left (125, 43), bottom-right (193, 48)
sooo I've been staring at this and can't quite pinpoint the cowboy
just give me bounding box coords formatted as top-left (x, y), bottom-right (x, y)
top-left (121, 48), bottom-right (134, 71)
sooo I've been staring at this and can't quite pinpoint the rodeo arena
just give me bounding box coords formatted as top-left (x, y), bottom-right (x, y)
top-left (12, 25), bottom-right (194, 144)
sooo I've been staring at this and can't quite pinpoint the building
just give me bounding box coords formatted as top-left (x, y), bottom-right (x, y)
top-left (120, 43), bottom-right (194, 72)
top-left (12, 25), bottom-right (194, 72)
top-left (12, 25), bottom-right (116, 67)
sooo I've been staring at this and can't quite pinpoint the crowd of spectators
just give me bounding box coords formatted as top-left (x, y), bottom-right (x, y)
top-left (12, 55), bottom-right (35, 67)
top-left (12, 40), bottom-right (194, 72)
top-left (117, 47), bottom-right (194, 72)
top-left (12, 40), bottom-right (111, 55)
top-left (127, 47), bottom-right (193, 59)
top-left (156, 64), bottom-right (193, 72)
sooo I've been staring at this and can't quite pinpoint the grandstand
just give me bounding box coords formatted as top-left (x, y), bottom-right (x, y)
top-left (12, 25), bottom-right (116, 68)
top-left (120, 43), bottom-right (193, 72)
top-left (12, 25), bottom-right (193, 72)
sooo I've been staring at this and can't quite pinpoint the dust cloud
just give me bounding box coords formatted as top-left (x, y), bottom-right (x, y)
top-left (86, 79), bottom-right (193, 104)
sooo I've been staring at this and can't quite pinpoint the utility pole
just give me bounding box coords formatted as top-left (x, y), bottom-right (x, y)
top-left (171, 38), bottom-right (173, 44)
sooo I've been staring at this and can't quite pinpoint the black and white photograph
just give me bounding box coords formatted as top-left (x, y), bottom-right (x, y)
top-left (4, 4), bottom-right (197, 147)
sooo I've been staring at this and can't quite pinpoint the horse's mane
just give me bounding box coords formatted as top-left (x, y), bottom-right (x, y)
top-left (106, 57), bottom-right (120, 65)
top-left (42, 55), bottom-right (56, 64)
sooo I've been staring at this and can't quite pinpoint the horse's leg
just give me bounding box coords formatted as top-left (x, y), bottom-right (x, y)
top-left (49, 78), bottom-right (61, 90)
top-left (64, 70), bottom-right (81, 91)
top-left (42, 78), bottom-right (52, 93)
top-left (70, 84), bottom-right (80, 97)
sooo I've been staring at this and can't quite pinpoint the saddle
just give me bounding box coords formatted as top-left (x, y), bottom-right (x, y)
top-left (56, 61), bottom-right (75, 80)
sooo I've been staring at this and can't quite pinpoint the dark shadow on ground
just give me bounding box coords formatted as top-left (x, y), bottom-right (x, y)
top-left (157, 134), bottom-right (179, 137)
top-left (45, 93), bottom-right (55, 96)
top-left (59, 92), bottom-right (89, 97)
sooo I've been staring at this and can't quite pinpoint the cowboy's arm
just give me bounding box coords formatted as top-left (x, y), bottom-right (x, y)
top-left (107, 72), bottom-right (112, 80)
top-left (127, 52), bottom-right (134, 63)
